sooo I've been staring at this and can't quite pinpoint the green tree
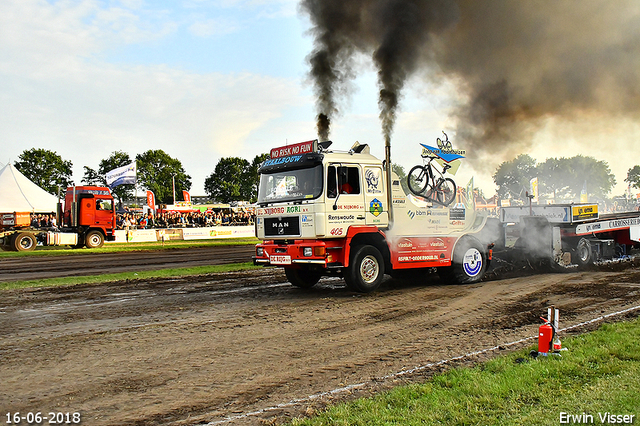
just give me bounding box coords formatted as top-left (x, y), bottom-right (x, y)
top-left (392, 163), bottom-right (409, 194)
top-left (625, 165), bottom-right (640, 191)
top-left (136, 150), bottom-right (191, 204)
top-left (565, 155), bottom-right (615, 200)
top-left (82, 166), bottom-right (102, 186)
top-left (537, 157), bottom-right (572, 202)
top-left (82, 151), bottom-right (135, 205)
top-left (14, 148), bottom-right (73, 195)
top-left (205, 157), bottom-right (252, 203)
top-left (492, 154), bottom-right (538, 201)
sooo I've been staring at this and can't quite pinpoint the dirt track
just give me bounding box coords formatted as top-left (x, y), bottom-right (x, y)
top-left (1, 255), bottom-right (640, 425)
top-left (0, 245), bottom-right (256, 282)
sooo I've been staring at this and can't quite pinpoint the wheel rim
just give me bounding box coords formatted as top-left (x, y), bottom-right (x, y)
top-left (437, 180), bottom-right (455, 205)
top-left (360, 255), bottom-right (380, 284)
top-left (578, 242), bottom-right (589, 262)
top-left (462, 248), bottom-right (482, 277)
top-left (89, 234), bottom-right (101, 247)
top-left (19, 237), bottom-right (34, 250)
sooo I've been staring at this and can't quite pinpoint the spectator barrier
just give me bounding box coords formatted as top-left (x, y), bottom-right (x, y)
top-left (112, 225), bottom-right (255, 243)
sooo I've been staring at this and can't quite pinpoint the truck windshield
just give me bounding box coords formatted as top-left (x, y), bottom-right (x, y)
top-left (257, 165), bottom-right (323, 205)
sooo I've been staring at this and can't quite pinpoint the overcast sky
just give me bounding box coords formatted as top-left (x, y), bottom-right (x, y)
top-left (2, 0), bottom-right (639, 197)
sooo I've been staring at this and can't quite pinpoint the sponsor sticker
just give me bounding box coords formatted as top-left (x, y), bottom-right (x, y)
top-left (370, 198), bottom-right (383, 217)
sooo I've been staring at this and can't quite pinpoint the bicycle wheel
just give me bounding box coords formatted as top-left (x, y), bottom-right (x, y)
top-left (434, 177), bottom-right (456, 206)
top-left (408, 165), bottom-right (429, 195)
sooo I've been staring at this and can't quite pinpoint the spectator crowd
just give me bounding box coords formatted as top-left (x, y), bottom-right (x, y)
top-left (115, 210), bottom-right (255, 230)
top-left (30, 213), bottom-right (58, 229)
top-left (27, 210), bottom-right (255, 230)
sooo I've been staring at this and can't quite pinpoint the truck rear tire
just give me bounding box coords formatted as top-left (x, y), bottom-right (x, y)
top-left (573, 238), bottom-right (592, 267)
top-left (12, 232), bottom-right (37, 252)
top-left (344, 245), bottom-right (385, 293)
top-left (439, 236), bottom-right (486, 285)
top-left (285, 267), bottom-right (322, 289)
top-left (85, 231), bottom-right (104, 249)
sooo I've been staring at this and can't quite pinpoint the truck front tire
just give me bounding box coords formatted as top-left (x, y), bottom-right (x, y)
top-left (12, 233), bottom-right (37, 252)
top-left (344, 245), bottom-right (385, 293)
top-left (285, 267), bottom-right (322, 289)
top-left (85, 231), bottom-right (105, 249)
top-left (439, 236), bottom-right (486, 285)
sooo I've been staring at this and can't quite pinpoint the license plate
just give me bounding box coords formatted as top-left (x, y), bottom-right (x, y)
top-left (270, 255), bottom-right (292, 265)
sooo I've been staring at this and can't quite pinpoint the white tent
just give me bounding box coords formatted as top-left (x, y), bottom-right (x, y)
top-left (0, 164), bottom-right (59, 212)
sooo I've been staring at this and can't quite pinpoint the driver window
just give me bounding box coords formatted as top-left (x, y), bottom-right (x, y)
top-left (96, 199), bottom-right (112, 210)
top-left (327, 165), bottom-right (360, 198)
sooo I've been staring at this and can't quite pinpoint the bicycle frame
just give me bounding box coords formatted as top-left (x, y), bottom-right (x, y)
top-left (408, 155), bottom-right (456, 206)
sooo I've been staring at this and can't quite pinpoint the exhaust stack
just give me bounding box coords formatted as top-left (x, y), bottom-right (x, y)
top-left (385, 139), bottom-right (393, 230)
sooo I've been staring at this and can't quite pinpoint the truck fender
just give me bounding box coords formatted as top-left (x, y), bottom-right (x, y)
top-left (344, 226), bottom-right (389, 268)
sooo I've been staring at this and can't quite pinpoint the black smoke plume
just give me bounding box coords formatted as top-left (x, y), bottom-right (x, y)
top-left (301, 0), bottom-right (458, 142)
top-left (301, 0), bottom-right (640, 162)
top-left (301, 0), bottom-right (369, 141)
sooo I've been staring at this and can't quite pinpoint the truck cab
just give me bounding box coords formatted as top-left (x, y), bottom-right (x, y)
top-left (62, 186), bottom-right (116, 248)
top-left (254, 140), bottom-right (494, 292)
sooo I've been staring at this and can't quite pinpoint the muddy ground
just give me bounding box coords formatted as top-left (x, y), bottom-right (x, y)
top-left (0, 245), bottom-right (256, 283)
top-left (1, 254), bottom-right (640, 425)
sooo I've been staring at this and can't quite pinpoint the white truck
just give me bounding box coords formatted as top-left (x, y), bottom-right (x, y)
top-left (253, 139), bottom-right (495, 292)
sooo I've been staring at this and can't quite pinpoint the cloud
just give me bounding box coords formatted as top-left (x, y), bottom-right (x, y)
top-left (0, 0), bottom-right (303, 193)
top-left (188, 17), bottom-right (239, 37)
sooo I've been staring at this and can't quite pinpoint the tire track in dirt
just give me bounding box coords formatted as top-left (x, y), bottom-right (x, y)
top-left (0, 244), bottom-right (256, 282)
top-left (1, 260), bottom-right (640, 425)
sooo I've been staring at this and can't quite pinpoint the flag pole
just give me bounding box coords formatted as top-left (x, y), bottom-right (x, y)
top-left (134, 161), bottom-right (138, 209)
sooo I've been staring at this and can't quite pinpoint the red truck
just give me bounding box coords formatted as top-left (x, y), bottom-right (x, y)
top-left (0, 186), bottom-right (116, 251)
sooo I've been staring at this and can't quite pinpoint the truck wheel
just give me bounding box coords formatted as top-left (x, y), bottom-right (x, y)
top-left (439, 236), bottom-right (486, 285)
top-left (285, 267), bottom-right (322, 289)
top-left (573, 238), bottom-right (592, 267)
top-left (344, 245), bottom-right (385, 293)
top-left (85, 231), bottom-right (104, 249)
top-left (12, 233), bottom-right (37, 252)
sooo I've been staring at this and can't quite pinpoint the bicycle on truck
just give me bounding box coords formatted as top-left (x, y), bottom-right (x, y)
top-left (407, 132), bottom-right (457, 206)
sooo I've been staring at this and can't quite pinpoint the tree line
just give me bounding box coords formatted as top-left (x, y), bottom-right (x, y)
top-left (492, 154), bottom-right (625, 203)
top-left (11, 147), bottom-right (640, 206)
top-left (11, 148), bottom-right (268, 205)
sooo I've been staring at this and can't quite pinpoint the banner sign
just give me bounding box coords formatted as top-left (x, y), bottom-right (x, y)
top-left (576, 217), bottom-right (640, 235)
top-left (146, 191), bottom-right (155, 210)
top-left (572, 204), bottom-right (598, 221)
top-left (106, 162), bottom-right (136, 188)
top-left (530, 177), bottom-right (539, 203)
top-left (113, 226), bottom-right (254, 242)
top-left (182, 190), bottom-right (191, 203)
top-left (419, 143), bottom-right (465, 163)
top-left (270, 140), bottom-right (316, 159)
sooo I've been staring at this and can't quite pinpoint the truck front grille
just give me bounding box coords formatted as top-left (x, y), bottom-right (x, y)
top-left (264, 216), bottom-right (300, 237)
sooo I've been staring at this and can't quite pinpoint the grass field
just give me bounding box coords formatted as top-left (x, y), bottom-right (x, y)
top-left (290, 317), bottom-right (640, 426)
